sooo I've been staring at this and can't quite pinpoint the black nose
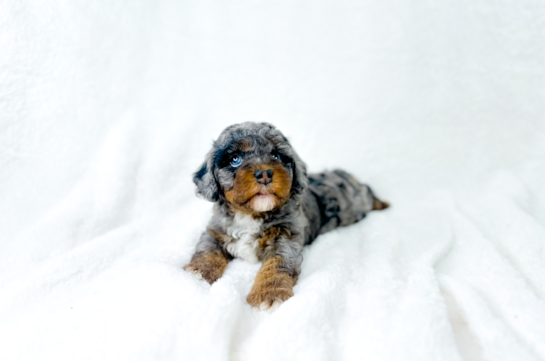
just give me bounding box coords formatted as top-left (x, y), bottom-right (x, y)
top-left (254, 169), bottom-right (273, 185)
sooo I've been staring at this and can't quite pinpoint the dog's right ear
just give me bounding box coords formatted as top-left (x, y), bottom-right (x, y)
top-left (193, 151), bottom-right (219, 202)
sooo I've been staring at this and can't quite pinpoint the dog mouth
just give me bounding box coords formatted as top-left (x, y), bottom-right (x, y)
top-left (248, 192), bottom-right (278, 212)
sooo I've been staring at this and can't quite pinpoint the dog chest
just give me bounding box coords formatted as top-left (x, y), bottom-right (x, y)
top-left (225, 213), bottom-right (263, 263)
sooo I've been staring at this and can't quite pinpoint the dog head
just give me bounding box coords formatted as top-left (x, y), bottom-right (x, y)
top-left (193, 122), bottom-right (307, 213)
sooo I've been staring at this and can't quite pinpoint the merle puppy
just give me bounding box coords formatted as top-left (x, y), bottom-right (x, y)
top-left (184, 122), bottom-right (388, 310)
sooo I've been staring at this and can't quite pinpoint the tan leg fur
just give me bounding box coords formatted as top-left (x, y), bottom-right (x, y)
top-left (247, 256), bottom-right (296, 310)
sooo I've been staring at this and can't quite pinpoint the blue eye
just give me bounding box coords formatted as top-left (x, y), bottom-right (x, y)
top-left (230, 156), bottom-right (242, 167)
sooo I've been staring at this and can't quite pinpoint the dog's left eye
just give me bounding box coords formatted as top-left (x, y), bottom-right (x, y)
top-left (230, 156), bottom-right (242, 167)
top-left (272, 154), bottom-right (279, 161)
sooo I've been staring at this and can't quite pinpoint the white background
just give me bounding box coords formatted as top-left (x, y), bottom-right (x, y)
top-left (1, 1), bottom-right (545, 360)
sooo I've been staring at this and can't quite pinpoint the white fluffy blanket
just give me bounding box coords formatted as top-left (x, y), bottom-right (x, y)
top-left (1, 1), bottom-right (545, 360)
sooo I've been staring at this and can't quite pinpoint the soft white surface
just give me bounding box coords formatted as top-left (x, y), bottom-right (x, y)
top-left (1, 0), bottom-right (545, 360)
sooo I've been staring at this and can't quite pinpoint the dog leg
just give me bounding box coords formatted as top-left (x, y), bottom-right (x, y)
top-left (247, 255), bottom-right (296, 311)
top-left (183, 233), bottom-right (230, 284)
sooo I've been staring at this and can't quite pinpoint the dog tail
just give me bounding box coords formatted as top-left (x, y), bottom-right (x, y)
top-left (369, 187), bottom-right (390, 210)
top-left (372, 198), bottom-right (390, 210)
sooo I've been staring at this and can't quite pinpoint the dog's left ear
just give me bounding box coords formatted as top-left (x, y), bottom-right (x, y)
top-left (193, 150), bottom-right (219, 202)
top-left (290, 151), bottom-right (308, 196)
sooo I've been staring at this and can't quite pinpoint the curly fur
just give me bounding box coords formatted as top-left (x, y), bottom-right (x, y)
top-left (184, 122), bottom-right (389, 310)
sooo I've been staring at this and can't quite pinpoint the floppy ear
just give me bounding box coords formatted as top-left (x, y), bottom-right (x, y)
top-left (193, 150), bottom-right (219, 202)
top-left (290, 150), bottom-right (308, 196)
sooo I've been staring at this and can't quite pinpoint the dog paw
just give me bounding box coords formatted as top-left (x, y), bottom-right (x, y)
top-left (183, 253), bottom-right (228, 284)
top-left (247, 275), bottom-right (295, 311)
top-left (258, 298), bottom-right (284, 312)
top-left (183, 263), bottom-right (220, 284)
top-left (183, 264), bottom-right (205, 280)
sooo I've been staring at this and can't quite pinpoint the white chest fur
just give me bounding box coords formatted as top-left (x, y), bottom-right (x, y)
top-left (225, 212), bottom-right (263, 263)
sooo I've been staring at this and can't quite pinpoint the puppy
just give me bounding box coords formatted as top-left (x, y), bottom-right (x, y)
top-left (184, 122), bottom-right (388, 310)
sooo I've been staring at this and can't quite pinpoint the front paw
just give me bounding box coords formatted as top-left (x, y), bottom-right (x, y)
top-left (247, 273), bottom-right (295, 311)
top-left (183, 253), bottom-right (228, 284)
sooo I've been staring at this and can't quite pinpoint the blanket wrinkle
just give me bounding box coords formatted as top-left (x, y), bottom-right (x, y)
top-left (442, 208), bottom-right (545, 359)
top-left (440, 277), bottom-right (543, 361)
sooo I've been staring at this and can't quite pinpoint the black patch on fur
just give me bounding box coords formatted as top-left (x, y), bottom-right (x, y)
top-left (194, 163), bottom-right (208, 183)
top-left (272, 148), bottom-right (293, 166)
top-left (193, 156), bottom-right (219, 202)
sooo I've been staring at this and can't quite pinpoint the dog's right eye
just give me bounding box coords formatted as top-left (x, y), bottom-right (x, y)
top-left (230, 156), bottom-right (242, 167)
